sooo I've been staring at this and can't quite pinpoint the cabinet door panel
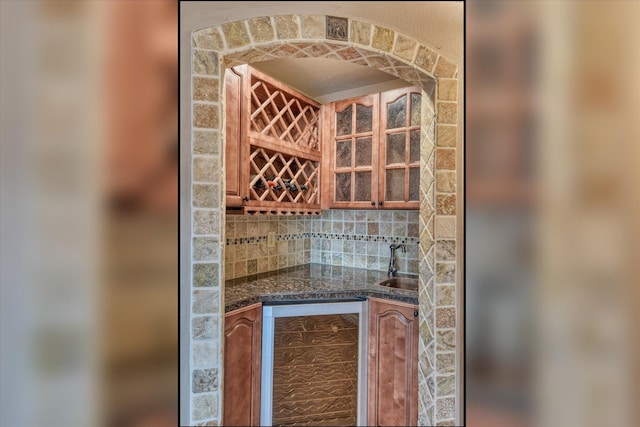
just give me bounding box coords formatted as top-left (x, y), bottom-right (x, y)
top-left (386, 132), bottom-right (406, 165)
top-left (385, 169), bottom-right (406, 201)
top-left (354, 137), bottom-right (373, 167)
top-left (368, 298), bottom-right (418, 426)
top-left (410, 129), bottom-right (421, 163)
top-left (409, 168), bottom-right (420, 202)
top-left (225, 66), bottom-right (246, 207)
top-left (326, 94), bottom-right (379, 209)
top-left (354, 171), bottom-right (372, 202)
top-left (335, 172), bottom-right (352, 202)
top-left (386, 95), bottom-right (407, 129)
top-left (356, 103), bottom-right (374, 133)
top-left (323, 87), bottom-right (421, 209)
top-left (379, 87), bottom-right (422, 209)
top-left (336, 139), bottom-right (352, 168)
top-left (336, 105), bottom-right (353, 136)
top-left (224, 303), bottom-right (262, 426)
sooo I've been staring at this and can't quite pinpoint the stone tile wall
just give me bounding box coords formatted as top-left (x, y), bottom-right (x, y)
top-left (433, 76), bottom-right (459, 424)
top-left (225, 210), bottom-right (419, 279)
top-left (311, 210), bottom-right (420, 274)
top-left (188, 15), bottom-right (459, 426)
top-left (224, 216), bottom-right (312, 280)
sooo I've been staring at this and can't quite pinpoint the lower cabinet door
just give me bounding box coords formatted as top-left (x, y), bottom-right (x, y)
top-left (368, 298), bottom-right (418, 426)
top-left (223, 303), bottom-right (262, 426)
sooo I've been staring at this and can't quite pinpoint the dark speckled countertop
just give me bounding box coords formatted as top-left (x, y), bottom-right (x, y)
top-left (225, 263), bottom-right (418, 312)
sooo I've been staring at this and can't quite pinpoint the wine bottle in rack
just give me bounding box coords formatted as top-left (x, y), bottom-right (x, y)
top-left (266, 177), bottom-right (282, 191)
top-left (251, 175), bottom-right (266, 189)
top-left (281, 179), bottom-right (297, 192)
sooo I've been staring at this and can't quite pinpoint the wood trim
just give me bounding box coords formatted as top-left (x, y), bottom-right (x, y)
top-left (248, 135), bottom-right (321, 161)
top-left (368, 296), bottom-right (419, 310)
top-left (241, 207), bottom-right (322, 216)
top-left (224, 301), bottom-right (262, 317)
top-left (241, 65), bottom-right (252, 207)
top-left (332, 92), bottom-right (377, 112)
top-left (243, 200), bottom-right (320, 210)
top-left (320, 104), bottom-right (332, 210)
top-left (370, 94), bottom-right (381, 207)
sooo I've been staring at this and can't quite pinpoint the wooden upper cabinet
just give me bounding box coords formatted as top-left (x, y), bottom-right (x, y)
top-left (227, 67), bottom-right (422, 212)
top-left (225, 65), bottom-right (322, 215)
top-left (322, 86), bottom-right (421, 210)
top-left (225, 65), bottom-right (247, 207)
top-left (223, 303), bottom-right (262, 426)
top-left (322, 94), bottom-right (380, 209)
top-left (368, 298), bottom-right (419, 426)
top-left (379, 87), bottom-right (421, 210)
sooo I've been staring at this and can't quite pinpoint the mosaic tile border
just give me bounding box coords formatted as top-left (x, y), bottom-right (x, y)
top-left (226, 233), bottom-right (419, 246)
top-left (312, 234), bottom-right (419, 244)
top-left (225, 233), bottom-right (308, 245)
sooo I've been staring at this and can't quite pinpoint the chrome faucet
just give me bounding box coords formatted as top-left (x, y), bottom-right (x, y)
top-left (388, 243), bottom-right (406, 277)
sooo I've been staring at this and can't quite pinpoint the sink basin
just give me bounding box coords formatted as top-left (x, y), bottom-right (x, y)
top-left (376, 277), bottom-right (418, 291)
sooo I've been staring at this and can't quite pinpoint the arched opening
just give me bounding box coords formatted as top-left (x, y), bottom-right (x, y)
top-left (186, 16), bottom-right (459, 426)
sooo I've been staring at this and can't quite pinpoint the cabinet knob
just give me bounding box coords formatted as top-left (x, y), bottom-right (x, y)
top-left (414, 310), bottom-right (418, 318)
top-left (371, 201), bottom-right (375, 206)
top-left (243, 196), bottom-right (249, 202)
top-left (378, 201), bottom-right (383, 206)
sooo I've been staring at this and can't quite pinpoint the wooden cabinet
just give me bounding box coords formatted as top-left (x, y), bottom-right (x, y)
top-left (226, 67), bottom-right (421, 213)
top-left (368, 298), bottom-right (419, 426)
top-left (322, 93), bottom-right (380, 209)
top-left (224, 65), bottom-right (322, 215)
top-left (223, 298), bottom-right (419, 426)
top-left (225, 66), bottom-right (245, 207)
top-left (323, 87), bottom-right (421, 209)
top-left (223, 303), bottom-right (262, 426)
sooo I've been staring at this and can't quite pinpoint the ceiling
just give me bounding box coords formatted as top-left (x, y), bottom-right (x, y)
top-left (250, 58), bottom-right (412, 103)
top-left (181, 1), bottom-right (463, 103)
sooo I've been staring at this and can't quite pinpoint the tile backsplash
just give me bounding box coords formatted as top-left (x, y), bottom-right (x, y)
top-left (311, 210), bottom-right (419, 274)
top-left (225, 210), bottom-right (419, 279)
top-left (225, 215), bottom-right (312, 279)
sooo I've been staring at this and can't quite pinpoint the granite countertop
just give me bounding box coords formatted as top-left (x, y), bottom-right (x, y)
top-left (224, 263), bottom-right (418, 312)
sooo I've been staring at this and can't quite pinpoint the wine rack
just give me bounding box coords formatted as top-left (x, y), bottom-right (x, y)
top-left (249, 74), bottom-right (320, 152)
top-left (245, 146), bottom-right (320, 214)
top-left (226, 65), bottom-right (322, 215)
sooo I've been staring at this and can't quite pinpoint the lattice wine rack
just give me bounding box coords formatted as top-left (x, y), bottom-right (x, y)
top-left (239, 66), bottom-right (322, 215)
top-left (245, 147), bottom-right (320, 215)
top-left (249, 74), bottom-right (320, 152)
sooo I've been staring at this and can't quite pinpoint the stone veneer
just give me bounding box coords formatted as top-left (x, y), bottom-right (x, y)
top-left (224, 215), bottom-right (312, 279)
top-left (225, 210), bottom-right (420, 280)
top-left (188, 15), bottom-right (459, 426)
top-left (311, 209), bottom-right (420, 274)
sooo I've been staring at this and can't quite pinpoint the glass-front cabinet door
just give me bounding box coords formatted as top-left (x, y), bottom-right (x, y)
top-left (323, 87), bottom-right (420, 209)
top-left (379, 87), bottom-right (421, 209)
top-left (324, 94), bottom-right (380, 209)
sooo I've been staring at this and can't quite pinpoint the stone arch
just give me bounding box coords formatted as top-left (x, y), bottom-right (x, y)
top-left (188, 15), bottom-right (459, 426)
